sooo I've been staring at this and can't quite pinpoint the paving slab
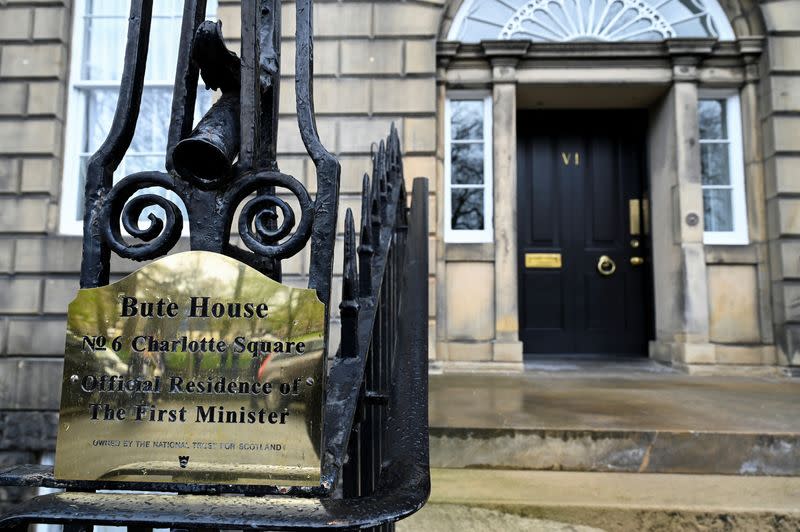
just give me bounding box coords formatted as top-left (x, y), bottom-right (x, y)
top-left (421, 468), bottom-right (800, 532)
top-left (398, 504), bottom-right (604, 532)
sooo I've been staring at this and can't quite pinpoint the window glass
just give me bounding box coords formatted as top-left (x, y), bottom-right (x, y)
top-left (446, 97), bottom-right (492, 241)
top-left (700, 143), bottom-right (730, 186)
top-left (84, 89), bottom-right (119, 151)
top-left (63, 0), bottom-right (218, 232)
top-left (448, 0), bottom-right (736, 43)
top-left (451, 100), bottom-right (484, 140)
top-left (699, 98), bottom-right (732, 232)
top-left (82, 0), bottom-right (185, 81)
top-left (698, 95), bottom-right (747, 244)
top-left (82, 17), bottom-right (127, 80)
top-left (703, 189), bottom-right (733, 231)
top-left (86, 0), bottom-right (128, 17)
top-left (452, 189), bottom-right (485, 230)
top-left (451, 143), bottom-right (484, 185)
top-left (698, 99), bottom-right (726, 139)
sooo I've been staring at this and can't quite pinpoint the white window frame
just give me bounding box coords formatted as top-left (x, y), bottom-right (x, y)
top-left (61, 0), bottom-right (93, 235)
top-left (444, 93), bottom-right (493, 243)
top-left (699, 90), bottom-right (748, 246)
top-left (60, 0), bottom-right (213, 235)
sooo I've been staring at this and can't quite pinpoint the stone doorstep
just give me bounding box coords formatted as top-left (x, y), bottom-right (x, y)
top-left (430, 427), bottom-right (800, 476)
top-left (424, 468), bottom-right (800, 532)
top-left (429, 360), bottom-right (525, 374)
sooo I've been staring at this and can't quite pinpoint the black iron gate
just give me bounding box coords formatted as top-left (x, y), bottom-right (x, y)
top-left (0, 0), bottom-right (430, 529)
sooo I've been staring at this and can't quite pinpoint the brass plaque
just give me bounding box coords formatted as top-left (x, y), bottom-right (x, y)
top-left (54, 251), bottom-right (325, 488)
top-left (525, 253), bottom-right (562, 269)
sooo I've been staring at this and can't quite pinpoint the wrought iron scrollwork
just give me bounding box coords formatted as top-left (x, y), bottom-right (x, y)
top-left (101, 172), bottom-right (186, 261)
top-left (80, 0), bottom-right (337, 298)
top-left (226, 171), bottom-right (314, 258)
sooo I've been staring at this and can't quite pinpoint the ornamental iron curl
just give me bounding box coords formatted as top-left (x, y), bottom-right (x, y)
top-left (80, 0), bottom-right (339, 323)
top-left (101, 171), bottom-right (185, 261)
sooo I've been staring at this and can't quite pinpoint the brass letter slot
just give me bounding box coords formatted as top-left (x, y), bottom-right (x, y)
top-left (629, 199), bottom-right (641, 236)
top-left (525, 253), bottom-right (562, 269)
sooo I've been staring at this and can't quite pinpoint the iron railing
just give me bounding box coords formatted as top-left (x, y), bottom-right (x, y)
top-left (0, 0), bottom-right (430, 528)
top-left (0, 142), bottom-right (430, 532)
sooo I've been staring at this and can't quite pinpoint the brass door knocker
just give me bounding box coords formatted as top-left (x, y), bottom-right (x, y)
top-left (597, 255), bottom-right (616, 276)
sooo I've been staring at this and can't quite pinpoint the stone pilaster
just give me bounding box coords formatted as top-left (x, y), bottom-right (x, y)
top-left (649, 42), bottom-right (716, 365)
top-left (484, 41), bottom-right (528, 363)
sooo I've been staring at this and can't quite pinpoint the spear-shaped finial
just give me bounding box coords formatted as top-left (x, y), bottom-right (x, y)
top-left (358, 173), bottom-right (374, 297)
top-left (370, 162), bottom-right (382, 246)
top-left (339, 208), bottom-right (359, 357)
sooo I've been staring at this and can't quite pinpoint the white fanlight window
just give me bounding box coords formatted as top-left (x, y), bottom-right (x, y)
top-left (60, 0), bottom-right (217, 235)
top-left (699, 92), bottom-right (748, 245)
top-left (444, 94), bottom-right (493, 243)
top-left (448, 0), bottom-right (735, 43)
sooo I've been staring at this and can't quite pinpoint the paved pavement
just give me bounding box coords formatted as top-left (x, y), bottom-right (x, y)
top-left (430, 358), bottom-right (800, 433)
top-left (398, 504), bottom-right (604, 532)
top-left (422, 360), bottom-right (800, 530)
top-left (398, 468), bottom-right (800, 531)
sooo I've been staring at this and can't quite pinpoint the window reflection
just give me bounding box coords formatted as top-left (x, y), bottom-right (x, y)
top-left (700, 143), bottom-right (729, 186)
top-left (68, 1), bottom-right (218, 227)
top-left (451, 100), bottom-right (484, 140)
top-left (703, 189), bottom-right (733, 231)
top-left (452, 143), bottom-right (484, 184)
top-left (698, 97), bottom-right (736, 235)
top-left (698, 99), bottom-right (726, 139)
top-left (452, 189), bottom-right (485, 230)
top-left (448, 98), bottom-right (489, 237)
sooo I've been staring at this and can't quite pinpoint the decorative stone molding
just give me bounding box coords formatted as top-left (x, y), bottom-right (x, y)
top-left (737, 36), bottom-right (764, 83)
top-left (437, 41), bottom-right (461, 69)
top-left (438, 38), bottom-right (757, 65)
top-left (482, 40), bottom-right (530, 78)
top-left (480, 39), bottom-right (531, 57)
top-left (665, 38), bottom-right (715, 80)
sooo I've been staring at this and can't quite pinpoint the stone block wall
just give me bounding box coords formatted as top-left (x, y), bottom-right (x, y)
top-left (0, 0), bottom-right (70, 508)
top-left (218, 0), bottom-right (440, 355)
top-left (0, 0), bottom-right (442, 507)
top-left (760, 0), bottom-right (800, 367)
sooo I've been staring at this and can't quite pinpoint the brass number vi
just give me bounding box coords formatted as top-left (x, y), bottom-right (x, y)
top-left (561, 152), bottom-right (580, 166)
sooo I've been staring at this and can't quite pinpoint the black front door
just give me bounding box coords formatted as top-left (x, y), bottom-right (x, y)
top-left (517, 110), bottom-right (651, 356)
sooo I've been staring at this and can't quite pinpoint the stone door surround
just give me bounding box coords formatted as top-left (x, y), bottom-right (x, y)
top-left (437, 39), bottom-right (767, 369)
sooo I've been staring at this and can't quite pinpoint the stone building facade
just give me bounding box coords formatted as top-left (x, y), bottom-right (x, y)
top-left (0, 0), bottom-right (799, 498)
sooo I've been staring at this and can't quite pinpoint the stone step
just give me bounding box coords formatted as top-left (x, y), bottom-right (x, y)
top-left (430, 426), bottom-right (800, 476)
top-left (408, 468), bottom-right (800, 531)
top-left (429, 362), bottom-right (800, 476)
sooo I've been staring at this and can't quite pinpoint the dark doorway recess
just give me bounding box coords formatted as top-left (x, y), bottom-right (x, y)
top-left (517, 110), bottom-right (653, 357)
